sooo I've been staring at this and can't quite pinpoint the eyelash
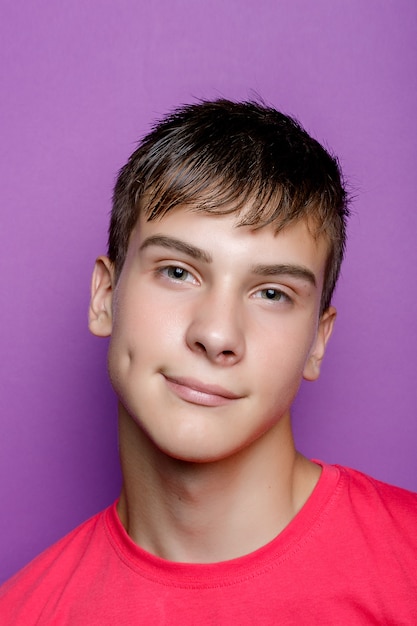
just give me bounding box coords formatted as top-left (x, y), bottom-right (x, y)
top-left (156, 265), bottom-right (293, 305)
top-left (157, 265), bottom-right (197, 284)
top-left (254, 288), bottom-right (292, 304)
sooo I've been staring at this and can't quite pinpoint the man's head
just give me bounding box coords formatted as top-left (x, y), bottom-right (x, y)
top-left (90, 99), bottom-right (349, 463)
top-left (108, 99), bottom-right (349, 313)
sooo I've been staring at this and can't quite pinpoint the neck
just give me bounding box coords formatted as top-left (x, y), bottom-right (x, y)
top-left (117, 407), bottom-right (320, 563)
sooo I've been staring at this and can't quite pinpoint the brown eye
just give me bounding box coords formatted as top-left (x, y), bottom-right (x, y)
top-left (157, 265), bottom-right (198, 286)
top-left (263, 289), bottom-right (283, 300)
top-left (255, 288), bottom-right (292, 304)
top-left (167, 266), bottom-right (188, 280)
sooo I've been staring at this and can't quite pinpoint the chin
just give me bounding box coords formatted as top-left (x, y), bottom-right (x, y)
top-left (155, 431), bottom-right (257, 466)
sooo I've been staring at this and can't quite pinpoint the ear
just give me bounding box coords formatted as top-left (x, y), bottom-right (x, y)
top-left (303, 306), bottom-right (336, 382)
top-left (88, 256), bottom-right (115, 337)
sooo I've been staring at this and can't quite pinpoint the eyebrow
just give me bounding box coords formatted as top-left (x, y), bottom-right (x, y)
top-left (251, 263), bottom-right (317, 286)
top-left (139, 235), bottom-right (213, 263)
top-left (139, 235), bottom-right (316, 286)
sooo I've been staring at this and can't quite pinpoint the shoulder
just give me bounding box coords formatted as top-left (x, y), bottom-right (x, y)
top-left (312, 464), bottom-right (417, 586)
top-left (0, 505), bottom-right (112, 624)
top-left (324, 463), bottom-right (417, 543)
top-left (337, 464), bottom-right (417, 510)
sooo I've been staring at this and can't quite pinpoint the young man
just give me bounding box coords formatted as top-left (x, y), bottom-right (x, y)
top-left (1, 100), bottom-right (416, 623)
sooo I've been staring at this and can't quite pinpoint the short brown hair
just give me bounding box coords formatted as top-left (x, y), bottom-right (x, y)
top-left (109, 99), bottom-right (349, 312)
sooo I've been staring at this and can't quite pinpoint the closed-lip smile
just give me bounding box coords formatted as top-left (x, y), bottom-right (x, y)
top-left (163, 375), bottom-right (242, 407)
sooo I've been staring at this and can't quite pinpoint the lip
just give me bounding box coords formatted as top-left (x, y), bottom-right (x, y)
top-left (163, 375), bottom-right (242, 407)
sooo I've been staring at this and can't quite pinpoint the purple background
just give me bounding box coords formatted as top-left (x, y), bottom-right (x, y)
top-left (1, 1), bottom-right (416, 583)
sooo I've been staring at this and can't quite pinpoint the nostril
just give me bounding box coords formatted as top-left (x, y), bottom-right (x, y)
top-left (195, 341), bottom-right (207, 353)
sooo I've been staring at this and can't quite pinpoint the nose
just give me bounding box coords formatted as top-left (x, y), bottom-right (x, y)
top-left (185, 288), bottom-right (245, 366)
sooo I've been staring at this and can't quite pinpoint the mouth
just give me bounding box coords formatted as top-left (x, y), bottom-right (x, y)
top-left (163, 375), bottom-right (242, 407)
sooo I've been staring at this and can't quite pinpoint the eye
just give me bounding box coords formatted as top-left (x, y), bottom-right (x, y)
top-left (254, 288), bottom-right (291, 303)
top-left (167, 266), bottom-right (189, 280)
top-left (158, 265), bottom-right (196, 283)
top-left (264, 288), bottom-right (281, 300)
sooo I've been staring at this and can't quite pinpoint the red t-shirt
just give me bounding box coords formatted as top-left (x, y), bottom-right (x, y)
top-left (1, 463), bottom-right (416, 624)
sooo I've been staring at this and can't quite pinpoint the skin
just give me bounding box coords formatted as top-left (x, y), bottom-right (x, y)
top-left (89, 208), bottom-right (336, 563)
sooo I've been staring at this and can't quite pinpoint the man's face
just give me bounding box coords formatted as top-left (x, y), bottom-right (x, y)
top-left (90, 208), bottom-right (335, 463)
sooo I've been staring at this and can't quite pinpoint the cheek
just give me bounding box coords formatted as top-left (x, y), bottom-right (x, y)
top-left (107, 293), bottom-right (184, 379)
top-left (251, 323), bottom-right (317, 385)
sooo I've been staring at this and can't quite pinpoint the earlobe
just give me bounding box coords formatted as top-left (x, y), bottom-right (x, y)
top-left (88, 256), bottom-right (115, 337)
top-left (303, 306), bottom-right (336, 382)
